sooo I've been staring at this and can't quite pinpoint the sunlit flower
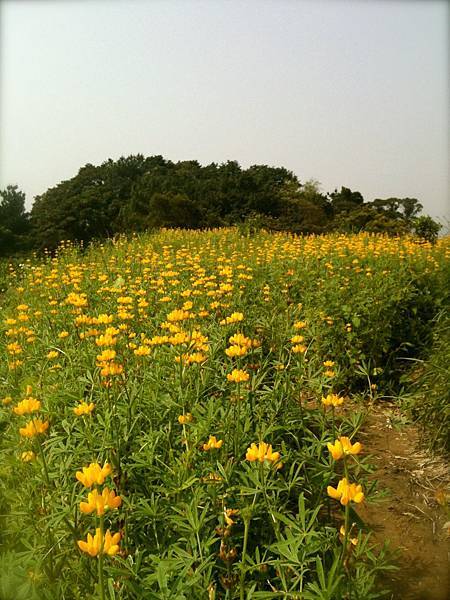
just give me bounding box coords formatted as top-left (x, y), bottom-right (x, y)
top-left (13, 397), bottom-right (41, 415)
top-left (227, 369), bottom-right (250, 383)
top-left (79, 487), bottom-right (122, 515)
top-left (134, 345), bottom-right (151, 356)
top-left (178, 413), bottom-right (193, 424)
top-left (21, 450), bottom-right (36, 462)
top-left (327, 477), bottom-right (364, 505)
top-left (292, 344), bottom-right (307, 354)
top-left (96, 349), bottom-right (116, 363)
top-left (245, 441), bottom-right (282, 468)
top-left (77, 528), bottom-right (121, 557)
top-left (73, 401), bottom-right (95, 416)
top-left (100, 362), bottom-right (123, 377)
top-left (76, 462), bottom-right (112, 487)
top-left (321, 393), bottom-right (344, 408)
top-left (203, 436), bottom-right (223, 451)
top-left (225, 345), bottom-right (248, 358)
top-left (327, 437), bottom-right (362, 460)
top-left (19, 418), bottom-right (49, 438)
top-left (220, 312), bottom-right (244, 326)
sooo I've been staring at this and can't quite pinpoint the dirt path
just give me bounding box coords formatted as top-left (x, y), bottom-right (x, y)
top-left (358, 403), bottom-right (450, 600)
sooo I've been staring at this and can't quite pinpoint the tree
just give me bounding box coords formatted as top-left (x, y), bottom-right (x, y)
top-left (0, 185), bottom-right (30, 254)
top-left (329, 187), bottom-right (364, 215)
top-left (413, 215), bottom-right (441, 243)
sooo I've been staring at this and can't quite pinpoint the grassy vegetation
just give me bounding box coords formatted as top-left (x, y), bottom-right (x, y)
top-left (0, 229), bottom-right (448, 599)
top-left (407, 309), bottom-right (450, 453)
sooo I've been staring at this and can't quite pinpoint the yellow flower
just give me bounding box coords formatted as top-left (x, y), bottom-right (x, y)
top-left (324, 369), bottom-right (335, 378)
top-left (323, 360), bottom-right (335, 367)
top-left (77, 528), bottom-right (121, 557)
top-left (73, 402), bottom-right (95, 416)
top-left (293, 320), bottom-right (307, 330)
top-left (13, 397), bottom-right (41, 415)
top-left (292, 344), bottom-right (307, 354)
top-left (100, 362), bottom-right (124, 377)
top-left (19, 418), bottom-right (49, 438)
top-left (228, 333), bottom-right (249, 347)
top-left (225, 345), bottom-right (247, 358)
top-left (96, 349), bottom-right (116, 363)
top-left (133, 345), bottom-right (151, 357)
top-left (245, 441), bottom-right (282, 468)
top-left (95, 334), bottom-right (117, 347)
top-left (58, 331), bottom-right (69, 339)
top-left (2, 396), bottom-right (12, 406)
top-left (327, 477), bottom-right (364, 505)
top-left (327, 437), bottom-right (362, 460)
top-left (21, 450), bottom-right (36, 462)
top-left (167, 309), bottom-right (191, 322)
top-left (79, 487), bottom-right (122, 516)
top-left (220, 312), bottom-right (244, 326)
top-left (321, 394), bottom-right (344, 408)
top-left (226, 369), bottom-right (250, 383)
top-left (175, 352), bottom-right (207, 365)
top-left (76, 462), bottom-right (112, 487)
top-left (178, 413), bottom-right (193, 424)
top-left (7, 342), bottom-right (22, 355)
top-left (203, 436), bottom-right (223, 451)
top-left (46, 350), bottom-right (59, 360)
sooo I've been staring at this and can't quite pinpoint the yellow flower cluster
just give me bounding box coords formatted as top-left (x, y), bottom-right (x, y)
top-left (79, 488), bottom-right (122, 516)
top-left (245, 441), bottom-right (282, 468)
top-left (76, 462), bottom-right (112, 487)
top-left (178, 413), bottom-right (193, 424)
top-left (13, 397), bottom-right (41, 415)
top-left (73, 401), bottom-right (95, 416)
top-left (220, 312), bottom-right (244, 326)
top-left (19, 418), bottom-right (49, 437)
top-left (203, 436), bottom-right (223, 451)
top-left (77, 528), bottom-right (121, 557)
top-left (76, 462), bottom-right (122, 557)
top-left (327, 477), bottom-right (364, 506)
top-left (321, 393), bottom-right (344, 408)
top-left (225, 333), bottom-right (259, 358)
top-left (327, 437), bottom-right (362, 461)
top-left (227, 369), bottom-right (250, 383)
top-left (290, 326), bottom-right (307, 355)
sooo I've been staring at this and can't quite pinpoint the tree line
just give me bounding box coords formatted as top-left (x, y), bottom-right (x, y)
top-left (0, 154), bottom-right (441, 255)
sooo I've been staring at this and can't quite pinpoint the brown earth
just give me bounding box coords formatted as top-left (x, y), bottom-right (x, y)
top-left (358, 402), bottom-right (450, 600)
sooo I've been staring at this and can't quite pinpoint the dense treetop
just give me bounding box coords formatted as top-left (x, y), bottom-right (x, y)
top-left (0, 155), bottom-right (441, 254)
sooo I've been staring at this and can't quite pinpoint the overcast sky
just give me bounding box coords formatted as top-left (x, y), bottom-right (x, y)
top-left (1, 0), bottom-right (448, 218)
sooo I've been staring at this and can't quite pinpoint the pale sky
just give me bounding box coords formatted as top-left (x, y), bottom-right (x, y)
top-left (1, 0), bottom-right (448, 219)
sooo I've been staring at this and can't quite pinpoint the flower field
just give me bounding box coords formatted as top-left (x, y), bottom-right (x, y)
top-left (0, 229), bottom-right (448, 599)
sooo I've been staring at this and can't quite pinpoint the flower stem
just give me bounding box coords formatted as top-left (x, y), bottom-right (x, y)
top-left (98, 517), bottom-right (106, 600)
top-left (240, 515), bottom-right (250, 600)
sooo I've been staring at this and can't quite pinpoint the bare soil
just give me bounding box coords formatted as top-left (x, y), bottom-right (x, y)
top-left (358, 402), bottom-right (450, 600)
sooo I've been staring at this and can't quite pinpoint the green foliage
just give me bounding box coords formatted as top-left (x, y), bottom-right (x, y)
top-left (0, 185), bottom-right (30, 255)
top-left (0, 155), bottom-right (426, 253)
top-left (3, 230), bottom-right (443, 598)
top-left (413, 215), bottom-right (442, 244)
top-left (407, 309), bottom-right (450, 452)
